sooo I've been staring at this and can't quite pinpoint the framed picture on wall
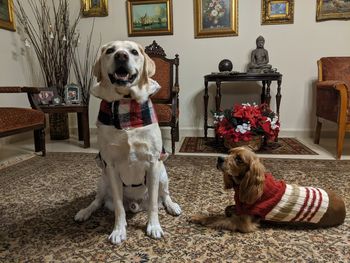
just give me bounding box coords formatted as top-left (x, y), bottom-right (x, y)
top-left (261, 0), bottom-right (294, 25)
top-left (0, 0), bottom-right (15, 31)
top-left (127, 0), bottom-right (173, 37)
top-left (81, 0), bottom-right (108, 17)
top-left (194, 0), bottom-right (238, 38)
top-left (316, 0), bottom-right (350, 21)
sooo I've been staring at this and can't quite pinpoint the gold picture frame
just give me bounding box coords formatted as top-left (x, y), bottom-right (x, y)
top-left (194, 0), bottom-right (238, 38)
top-left (0, 0), bottom-right (15, 31)
top-left (127, 0), bottom-right (173, 37)
top-left (81, 0), bottom-right (108, 17)
top-left (316, 0), bottom-right (350, 21)
top-left (261, 0), bottom-right (294, 25)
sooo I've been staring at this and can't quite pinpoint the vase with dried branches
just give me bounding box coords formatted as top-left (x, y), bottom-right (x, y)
top-left (15, 0), bottom-right (97, 140)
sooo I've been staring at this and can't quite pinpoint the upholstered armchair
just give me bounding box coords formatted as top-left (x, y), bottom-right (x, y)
top-left (0, 87), bottom-right (46, 156)
top-left (145, 41), bottom-right (180, 154)
top-left (314, 57), bottom-right (350, 159)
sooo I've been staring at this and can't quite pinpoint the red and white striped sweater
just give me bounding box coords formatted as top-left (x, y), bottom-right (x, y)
top-left (233, 173), bottom-right (329, 223)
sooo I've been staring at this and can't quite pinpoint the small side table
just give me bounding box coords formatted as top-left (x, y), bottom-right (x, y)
top-left (39, 105), bottom-right (90, 148)
top-left (204, 72), bottom-right (283, 138)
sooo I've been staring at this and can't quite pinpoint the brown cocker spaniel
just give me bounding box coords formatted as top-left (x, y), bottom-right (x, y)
top-left (191, 147), bottom-right (346, 232)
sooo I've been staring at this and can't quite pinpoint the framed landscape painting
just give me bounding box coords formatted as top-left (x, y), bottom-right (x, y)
top-left (316, 0), bottom-right (350, 21)
top-left (194, 0), bottom-right (238, 38)
top-left (261, 0), bottom-right (294, 25)
top-left (81, 0), bottom-right (108, 17)
top-left (0, 0), bottom-right (15, 31)
top-left (127, 0), bottom-right (173, 37)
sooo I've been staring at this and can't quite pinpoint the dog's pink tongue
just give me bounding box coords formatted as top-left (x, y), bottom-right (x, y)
top-left (114, 72), bottom-right (129, 81)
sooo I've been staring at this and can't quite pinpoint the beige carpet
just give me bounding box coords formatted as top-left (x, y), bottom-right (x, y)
top-left (0, 153), bottom-right (349, 262)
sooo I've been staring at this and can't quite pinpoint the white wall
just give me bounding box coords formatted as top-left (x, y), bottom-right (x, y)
top-left (1, 0), bottom-right (350, 137)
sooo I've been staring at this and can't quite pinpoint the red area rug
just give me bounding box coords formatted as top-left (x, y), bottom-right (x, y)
top-left (179, 137), bottom-right (318, 155)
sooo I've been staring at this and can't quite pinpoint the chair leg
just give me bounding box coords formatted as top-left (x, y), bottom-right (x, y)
top-left (41, 129), bottom-right (46, 156)
top-left (336, 122), bottom-right (346, 160)
top-left (34, 129), bottom-right (41, 152)
top-left (175, 123), bottom-right (179, 142)
top-left (171, 126), bottom-right (176, 155)
top-left (314, 119), bottom-right (322, 144)
top-left (34, 128), bottom-right (46, 156)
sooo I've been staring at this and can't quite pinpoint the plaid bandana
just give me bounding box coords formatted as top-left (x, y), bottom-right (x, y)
top-left (98, 98), bottom-right (158, 129)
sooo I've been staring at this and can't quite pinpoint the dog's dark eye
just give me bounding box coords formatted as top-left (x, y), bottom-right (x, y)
top-left (131, 49), bottom-right (139, 56)
top-left (235, 156), bottom-right (244, 165)
top-left (106, 48), bottom-right (115, 54)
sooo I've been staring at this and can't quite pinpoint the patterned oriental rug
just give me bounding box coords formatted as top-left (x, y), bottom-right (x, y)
top-left (180, 137), bottom-right (318, 155)
top-left (1, 153), bottom-right (349, 262)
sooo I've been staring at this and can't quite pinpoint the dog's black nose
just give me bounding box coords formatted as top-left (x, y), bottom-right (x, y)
top-left (217, 156), bottom-right (225, 169)
top-left (115, 51), bottom-right (129, 63)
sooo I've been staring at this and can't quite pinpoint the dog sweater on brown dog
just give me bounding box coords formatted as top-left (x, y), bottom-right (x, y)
top-left (234, 173), bottom-right (329, 223)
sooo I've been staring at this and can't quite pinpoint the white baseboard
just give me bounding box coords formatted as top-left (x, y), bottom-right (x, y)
top-left (1, 126), bottom-right (348, 146)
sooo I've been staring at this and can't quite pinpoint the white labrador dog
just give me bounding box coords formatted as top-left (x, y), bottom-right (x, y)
top-left (74, 40), bottom-right (181, 244)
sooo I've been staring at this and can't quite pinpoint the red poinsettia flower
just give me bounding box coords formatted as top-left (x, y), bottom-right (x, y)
top-left (213, 103), bottom-right (280, 146)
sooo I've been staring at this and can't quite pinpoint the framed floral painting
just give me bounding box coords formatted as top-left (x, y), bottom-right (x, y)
top-left (81, 0), bottom-right (108, 17)
top-left (316, 0), bottom-right (350, 21)
top-left (127, 0), bottom-right (173, 37)
top-left (194, 0), bottom-right (238, 38)
top-left (0, 0), bottom-right (15, 31)
top-left (261, 0), bottom-right (294, 25)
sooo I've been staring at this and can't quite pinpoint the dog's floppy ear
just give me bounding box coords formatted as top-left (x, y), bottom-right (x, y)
top-left (138, 44), bottom-right (155, 83)
top-left (144, 52), bottom-right (155, 77)
top-left (238, 155), bottom-right (265, 205)
top-left (93, 45), bottom-right (107, 82)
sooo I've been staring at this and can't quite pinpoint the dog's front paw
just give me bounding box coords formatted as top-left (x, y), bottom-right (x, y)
top-left (164, 201), bottom-right (182, 216)
top-left (74, 208), bottom-right (91, 222)
top-left (108, 227), bottom-right (127, 244)
top-left (189, 214), bottom-right (206, 225)
top-left (146, 223), bottom-right (164, 239)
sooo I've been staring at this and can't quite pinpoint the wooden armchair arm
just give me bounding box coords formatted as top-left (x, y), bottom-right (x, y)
top-left (0, 86), bottom-right (41, 94)
top-left (316, 81), bottom-right (348, 123)
top-left (316, 80), bottom-right (348, 93)
top-left (0, 86), bottom-right (43, 110)
top-left (316, 80), bottom-right (348, 103)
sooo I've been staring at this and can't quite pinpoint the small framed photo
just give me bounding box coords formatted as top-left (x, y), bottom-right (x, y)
top-left (261, 0), bottom-right (294, 25)
top-left (194, 0), bottom-right (238, 38)
top-left (127, 0), bottom-right (173, 37)
top-left (64, 84), bottom-right (81, 104)
top-left (34, 87), bottom-right (58, 105)
top-left (81, 0), bottom-right (108, 17)
top-left (316, 0), bottom-right (350, 21)
top-left (0, 0), bottom-right (15, 31)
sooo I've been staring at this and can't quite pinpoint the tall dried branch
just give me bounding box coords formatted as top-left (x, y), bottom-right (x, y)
top-left (15, 0), bottom-right (80, 98)
top-left (72, 19), bottom-right (100, 105)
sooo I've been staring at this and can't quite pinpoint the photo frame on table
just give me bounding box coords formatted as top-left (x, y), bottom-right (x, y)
top-left (33, 87), bottom-right (58, 105)
top-left (64, 84), bottom-right (81, 104)
top-left (81, 0), bottom-right (108, 17)
top-left (0, 0), bottom-right (15, 31)
top-left (127, 0), bottom-right (173, 37)
top-left (194, 0), bottom-right (238, 38)
top-left (261, 0), bottom-right (294, 25)
top-left (316, 0), bottom-right (350, 21)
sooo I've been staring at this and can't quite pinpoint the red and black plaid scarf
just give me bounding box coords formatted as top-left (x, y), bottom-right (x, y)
top-left (98, 99), bottom-right (158, 129)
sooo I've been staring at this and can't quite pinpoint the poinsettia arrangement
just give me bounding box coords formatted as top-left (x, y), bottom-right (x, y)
top-left (213, 103), bottom-right (280, 144)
